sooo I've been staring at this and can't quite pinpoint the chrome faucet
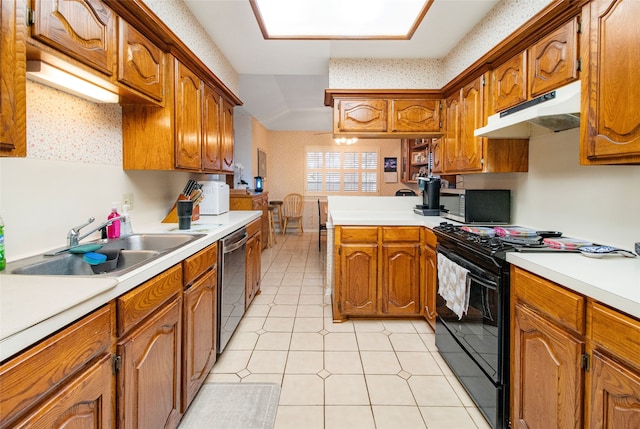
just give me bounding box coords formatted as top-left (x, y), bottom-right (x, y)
top-left (67, 216), bottom-right (122, 247)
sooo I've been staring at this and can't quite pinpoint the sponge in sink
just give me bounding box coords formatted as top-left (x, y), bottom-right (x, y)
top-left (70, 243), bottom-right (103, 254)
top-left (83, 252), bottom-right (107, 265)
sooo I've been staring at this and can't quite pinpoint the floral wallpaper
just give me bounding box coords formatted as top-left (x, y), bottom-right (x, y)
top-left (26, 81), bottom-right (123, 165)
top-left (329, 0), bottom-right (553, 88)
top-left (329, 58), bottom-right (444, 89)
top-left (144, 0), bottom-right (239, 96)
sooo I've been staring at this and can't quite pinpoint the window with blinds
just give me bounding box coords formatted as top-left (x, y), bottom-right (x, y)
top-left (305, 146), bottom-right (379, 195)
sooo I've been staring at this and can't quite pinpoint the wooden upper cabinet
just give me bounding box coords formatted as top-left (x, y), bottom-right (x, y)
top-left (202, 83), bottom-right (222, 171)
top-left (528, 17), bottom-right (579, 98)
top-left (492, 51), bottom-right (527, 112)
top-left (117, 18), bottom-right (164, 102)
top-left (459, 78), bottom-right (484, 172)
top-left (220, 98), bottom-right (235, 172)
top-left (390, 99), bottom-right (440, 133)
top-left (1, 0), bottom-right (27, 157)
top-left (30, 0), bottom-right (116, 76)
top-left (326, 91), bottom-right (444, 138)
top-left (581, 0), bottom-right (640, 165)
top-left (336, 99), bottom-right (388, 133)
top-left (444, 77), bottom-right (485, 173)
top-left (175, 61), bottom-right (202, 170)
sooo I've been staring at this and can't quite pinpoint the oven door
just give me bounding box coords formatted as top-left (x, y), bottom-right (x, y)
top-left (435, 245), bottom-right (506, 383)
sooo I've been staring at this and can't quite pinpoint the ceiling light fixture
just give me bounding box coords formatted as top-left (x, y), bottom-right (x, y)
top-left (26, 60), bottom-right (120, 104)
top-left (334, 137), bottom-right (358, 145)
top-left (250, 0), bottom-right (432, 40)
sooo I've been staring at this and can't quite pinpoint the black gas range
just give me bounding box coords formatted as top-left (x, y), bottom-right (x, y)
top-left (432, 222), bottom-right (514, 429)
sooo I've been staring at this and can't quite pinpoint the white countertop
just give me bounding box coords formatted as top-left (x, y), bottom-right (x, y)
top-left (326, 196), bottom-right (640, 320)
top-left (0, 211), bottom-right (260, 361)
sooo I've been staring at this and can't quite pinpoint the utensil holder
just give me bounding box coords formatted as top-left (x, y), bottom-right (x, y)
top-left (162, 194), bottom-right (200, 223)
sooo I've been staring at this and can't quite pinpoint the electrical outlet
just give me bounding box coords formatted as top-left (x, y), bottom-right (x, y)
top-left (122, 192), bottom-right (134, 210)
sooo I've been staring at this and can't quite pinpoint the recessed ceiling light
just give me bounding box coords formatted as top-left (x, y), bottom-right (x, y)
top-left (250, 0), bottom-right (432, 40)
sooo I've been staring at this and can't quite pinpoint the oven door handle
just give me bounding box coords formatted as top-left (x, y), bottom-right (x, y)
top-left (467, 272), bottom-right (498, 290)
top-left (437, 245), bottom-right (499, 286)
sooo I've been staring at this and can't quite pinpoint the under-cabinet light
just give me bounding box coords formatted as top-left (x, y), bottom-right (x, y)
top-left (26, 60), bottom-right (119, 104)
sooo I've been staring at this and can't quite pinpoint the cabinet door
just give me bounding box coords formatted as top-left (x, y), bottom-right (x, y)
top-left (390, 99), bottom-right (440, 133)
top-left (118, 298), bottom-right (182, 429)
top-left (381, 242), bottom-right (420, 315)
top-left (581, 0), bottom-right (640, 164)
top-left (423, 243), bottom-right (437, 330)
top-left (443, 92), bottom-right (460, 173)
top-left (528, 17), bottom-right (578, 97)
top-left (337, 244), bottom-right (378, 316)
top-left (175, 61), bottom-right (202, 170)
top-left (1, 0), bottom-right (26, 157)
top-left (492, 51), bottom-right (527, 112)
top-left (431, 137), bottom-right (443, 174)
top-left (220, 99), bottom-right (235, 172)
top-left (336, 99), bottom-right (388, 133)
top-left (245, 232), bottom-right (261, 308)
top-left (31, 0), bottom-right (115, 76)
top-left (117, 18), bottom-right (164, 102)
top-left (512, 303), bottom-right (584, 429)
top-left (202, 84), bottom-right (222, 171)
top-left (458, 78), bottom-right (484, 172)
top-left (183, 269), bottom-right (216, 411)
top-left (11, 354), bottom-right (113, 429)
top-left (589, 350), bottom-right (640, 429)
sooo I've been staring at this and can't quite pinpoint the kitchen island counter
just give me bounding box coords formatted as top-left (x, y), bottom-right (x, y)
top-left (0, 211), bottom-right (260, 361)
top-left (326, 196), bottom-right (640, 320)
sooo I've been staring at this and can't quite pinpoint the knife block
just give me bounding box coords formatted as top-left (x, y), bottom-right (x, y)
top-left (161, 194), bottom-right (200, 223)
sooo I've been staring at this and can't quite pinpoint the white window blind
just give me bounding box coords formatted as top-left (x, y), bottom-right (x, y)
top-left (305, 146), bottom-right (379, 195)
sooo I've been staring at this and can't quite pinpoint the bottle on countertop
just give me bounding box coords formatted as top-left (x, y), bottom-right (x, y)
top-left (107, 203), bottom-right (121, 239)
top-left (120, 204), bottom-right (133, 238)
top-left (0, 216), bottom-right (5, 271)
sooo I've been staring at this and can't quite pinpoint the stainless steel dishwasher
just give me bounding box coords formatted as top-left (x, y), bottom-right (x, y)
top-left (217, 227), bottom-right (247, 353)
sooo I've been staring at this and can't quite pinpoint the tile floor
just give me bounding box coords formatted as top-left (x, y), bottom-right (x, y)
top-left (205, 232), bottom-right (491, 429)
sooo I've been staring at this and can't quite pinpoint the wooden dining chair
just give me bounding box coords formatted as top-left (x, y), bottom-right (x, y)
top-left (318, 199), bottom-right (327, 251)
top-left (281, 193), bottom-right (304, 235)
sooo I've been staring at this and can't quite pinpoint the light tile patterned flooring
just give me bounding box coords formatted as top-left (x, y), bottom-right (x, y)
top-left (205, 232), bottom-right (491, 429)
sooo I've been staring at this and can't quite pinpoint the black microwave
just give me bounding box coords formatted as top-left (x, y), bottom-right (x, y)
top-left (440, 189), bottom-right (510, 224)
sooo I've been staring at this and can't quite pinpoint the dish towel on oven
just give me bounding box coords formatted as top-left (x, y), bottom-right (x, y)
top-left (437, 253), bottom-right (471, 319)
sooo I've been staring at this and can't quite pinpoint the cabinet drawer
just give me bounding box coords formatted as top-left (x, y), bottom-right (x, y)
top-left (423, 228), bottom-right (437, 248)
top-left (183, 244), bottom-right (217, 286)
top-left (588, 301), bottom-right (640, 371)
top-left (0, 304), bottom-right (113, 427)
top-left (512, 267), bottom-right (585, 334)
top-left (247, 217), bottom-right (261, 238)
top-left (117, 264), bottom-right (182, 336)
top-left (339, 226), bottom-right (378, 243)
top-left (382, 226), bottom-right (421, 242)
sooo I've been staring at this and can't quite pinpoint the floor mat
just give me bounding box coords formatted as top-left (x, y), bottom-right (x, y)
top-left (178, 383), bottom-right (280, 429)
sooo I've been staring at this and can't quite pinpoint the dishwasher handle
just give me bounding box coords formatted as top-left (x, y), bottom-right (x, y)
top-left (223, 230), bottom-right (248, 254)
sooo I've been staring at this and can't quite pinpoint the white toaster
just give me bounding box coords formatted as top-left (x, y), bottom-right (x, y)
top-left (198, 181), bottom-right (230, 215)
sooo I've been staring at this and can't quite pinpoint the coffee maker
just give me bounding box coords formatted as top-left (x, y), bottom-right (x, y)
top-left (414, 176), bottom-right (441, 216)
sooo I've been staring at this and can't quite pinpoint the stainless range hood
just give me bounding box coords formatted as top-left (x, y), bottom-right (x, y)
top-left (475, 80), bottom-right (580, 138)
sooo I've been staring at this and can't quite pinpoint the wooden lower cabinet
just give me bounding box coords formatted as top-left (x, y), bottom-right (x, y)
top-left (10, 354), bottom-right (114, 429)
top-left (512, 303), bottom-right (584, 429)
top-left (511, 266), bottom-right (640, 429)
top-left (118, 297), bottom-right (182, 429)
top-left (182, 243), bottom-right (217, 412)
top-left (333, 226), bottom-right (427, 322)
top-left (0, 304), bottom-right (114, 429)
top-left (116, 265), bottom-right (183, 429)
top-left (422, 229), bottom-right (437, 330)
top-left (245, 218), bottom-right (262, 309)
top-left (230, 191), bottom-right (269, 250)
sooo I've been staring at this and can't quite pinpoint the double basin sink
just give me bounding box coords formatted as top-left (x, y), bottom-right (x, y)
top-left (4, 234), bottom-right (206, 277)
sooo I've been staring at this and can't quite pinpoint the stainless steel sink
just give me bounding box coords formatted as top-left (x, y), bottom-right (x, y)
top-left (4, 233), bottom-right (205, 277)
